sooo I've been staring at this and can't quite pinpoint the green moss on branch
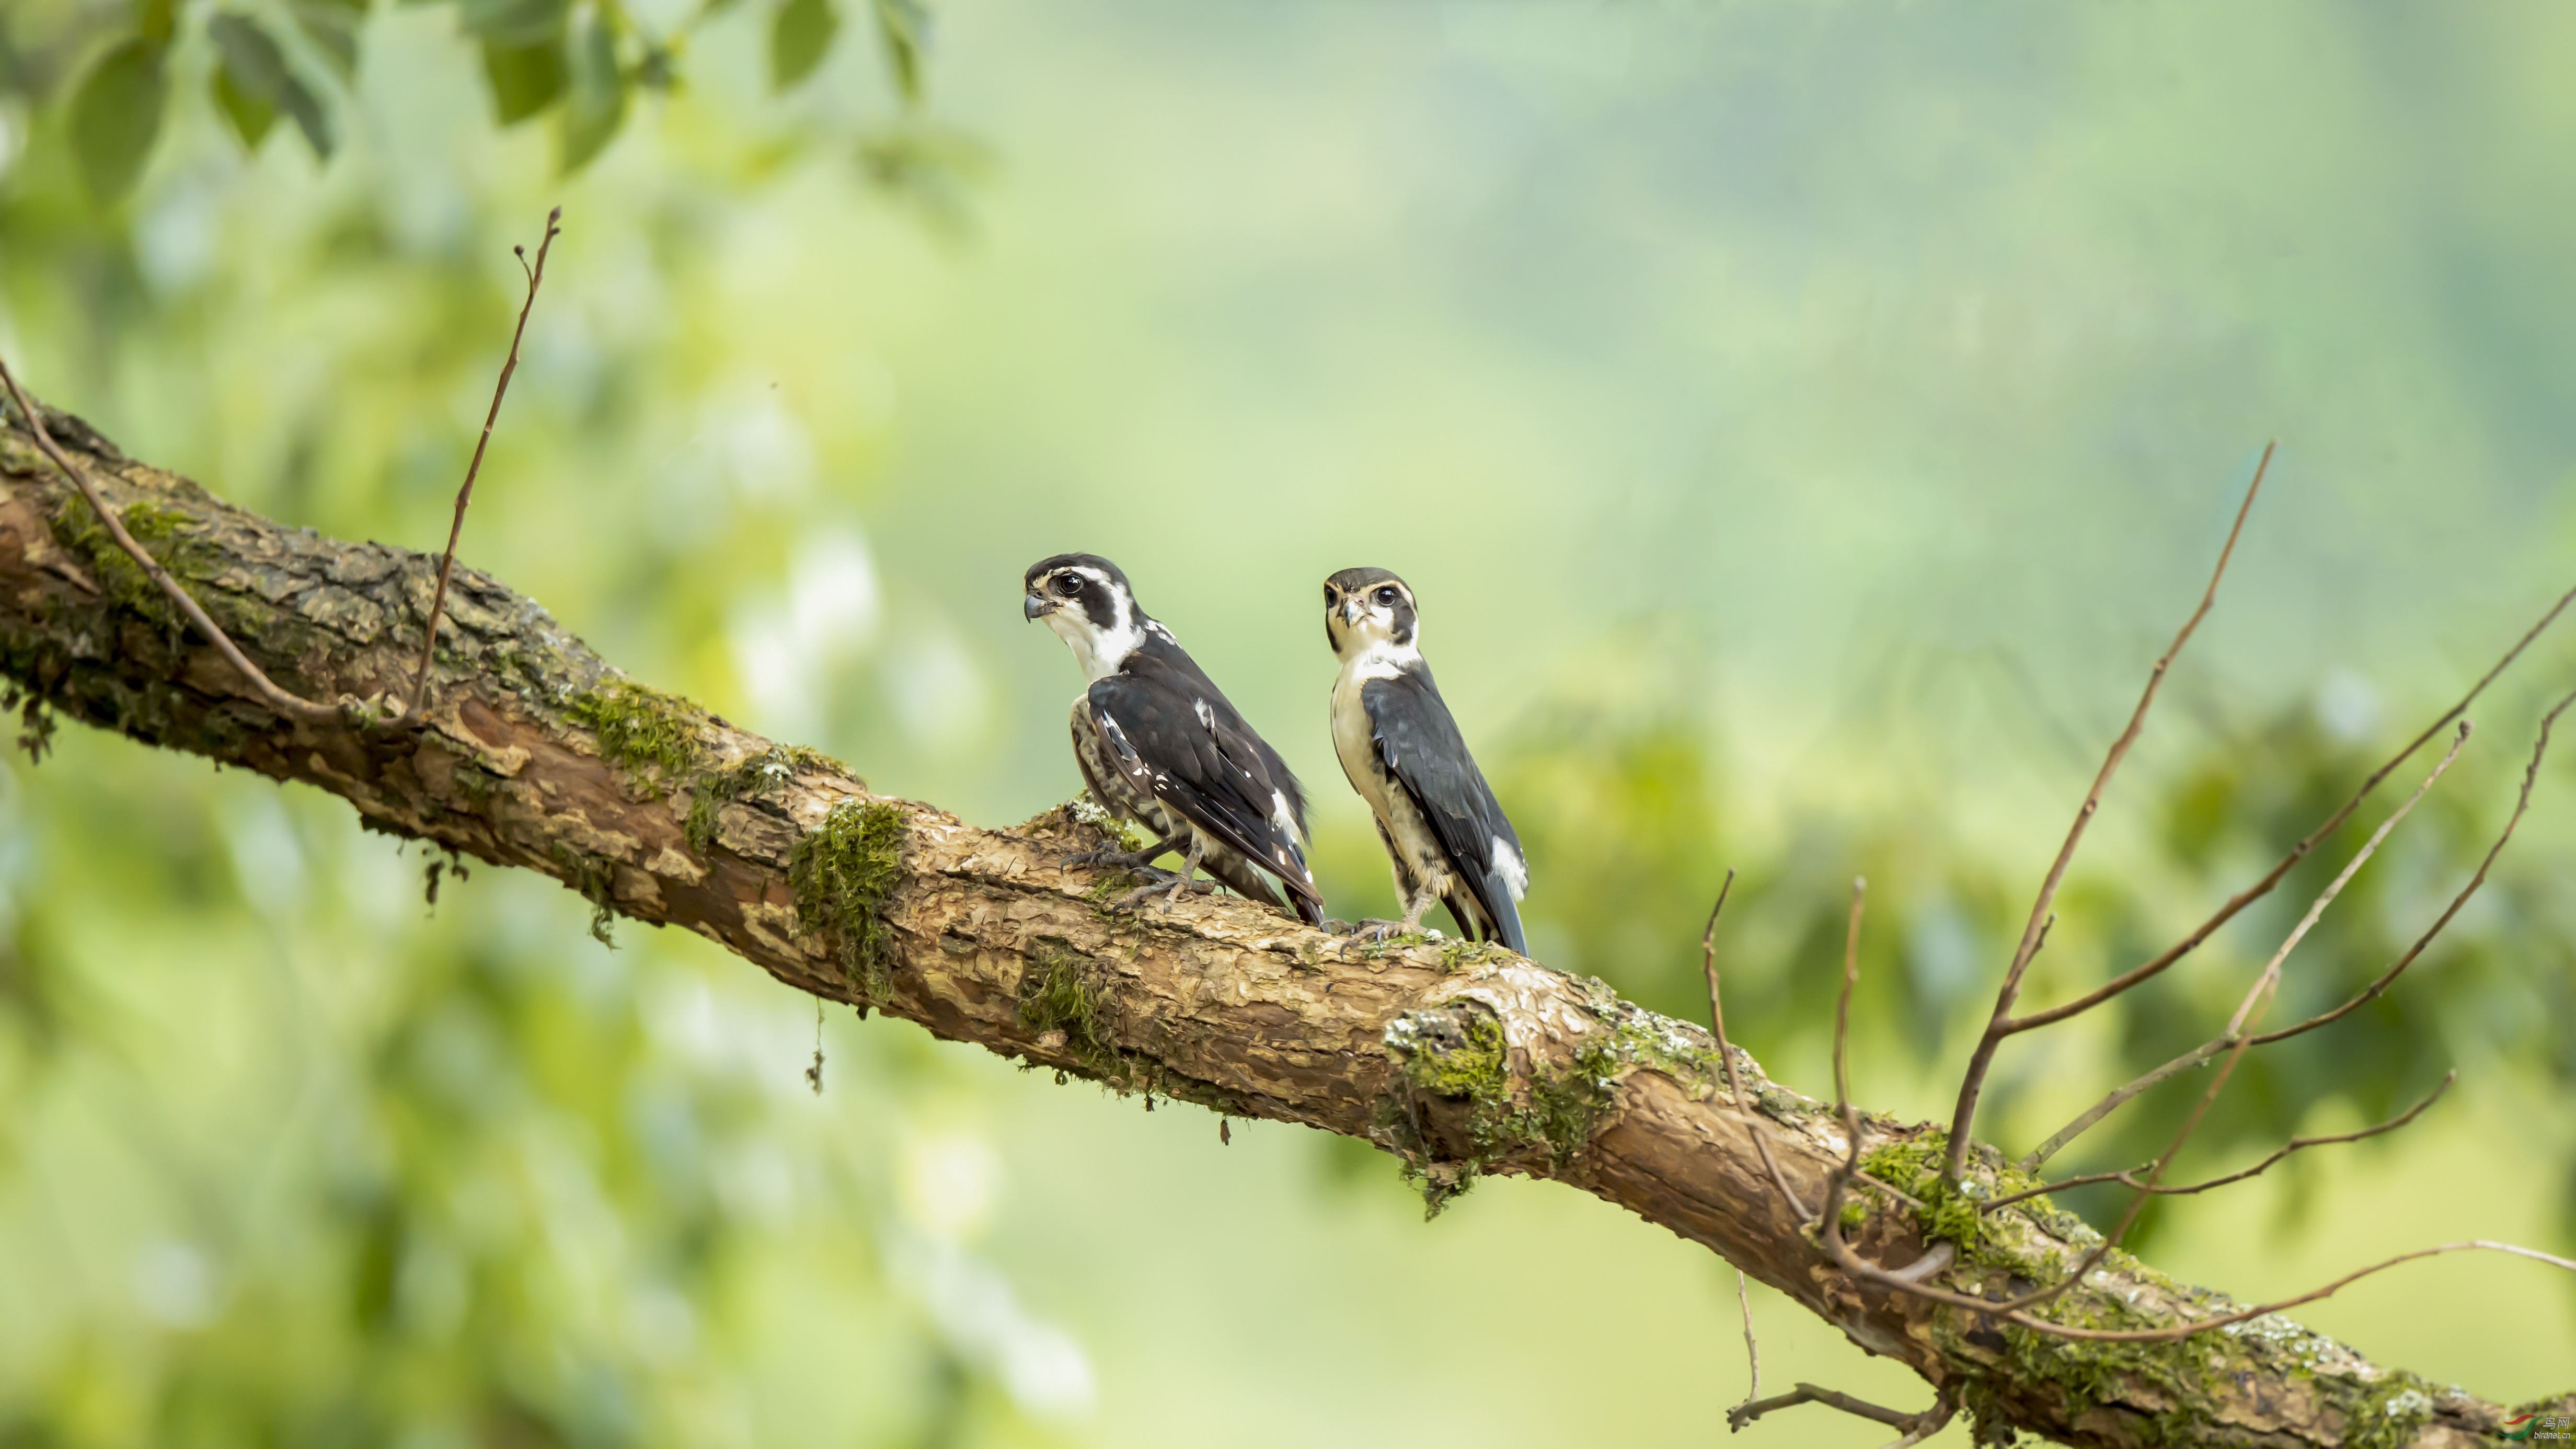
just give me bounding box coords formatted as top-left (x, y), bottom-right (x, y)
top-left (1015, 941), bottom-right (1123, 1080)
top-left (566, 677), bottom-right (708, 786)
top-left (789, 798), bottom-right (906, 998)
top-left (1381, 996), bottom-right (1717, 1214)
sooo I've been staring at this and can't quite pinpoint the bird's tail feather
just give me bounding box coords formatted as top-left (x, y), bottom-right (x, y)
top-left (1482, 873), bottom-right (1528, 957)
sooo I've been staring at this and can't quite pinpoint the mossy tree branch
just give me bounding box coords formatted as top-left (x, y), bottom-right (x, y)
top-left (0, 397), bottom-right (2564, 1449)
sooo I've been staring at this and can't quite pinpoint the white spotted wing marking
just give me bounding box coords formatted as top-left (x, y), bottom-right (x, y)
top-left (1268, 788), bottom-right (1314, 881)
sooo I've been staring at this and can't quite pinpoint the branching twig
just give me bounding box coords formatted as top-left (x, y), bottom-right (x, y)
top-left (2244, 685), bottom-right (2576, 1050)
top-left (0, 355), bottom-right (344, 724)
top-left (1812, 729), bottom-right (2470, 1329)
top-left (409, 205), bottom-right (562, 715)
top-left (1999, 577), bottom-right (2576, 1041)
top-left (1982, 1071), bottom-right (2454, 1211)
top-left (2005, 1240), bottom-right (2576, 1343)
top-left (1727, 1382), bottom-right (1952, 1441)
top-left (1993, 723), bottom-right (2469, 1308)
top-left (2023, 714), bottom-right (2480, 1169)
top-left (1944, 442), bottom-right (2274, 1183)
top-left (1701, 870), bottom-right (1813, 1223)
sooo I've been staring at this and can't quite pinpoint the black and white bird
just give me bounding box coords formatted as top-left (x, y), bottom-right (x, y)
top-left (1322, 568), bottom-right (1527, 954)
top-left (1024, 554), bottom-right (1326, 924)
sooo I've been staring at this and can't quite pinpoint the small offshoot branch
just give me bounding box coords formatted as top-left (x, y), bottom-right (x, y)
top-left (0, 354), bottom-right (343, 724)
top-left (408, 204), bottom-right (562, 715)
top-left (1943, 440), bottom-right (2275, 1184)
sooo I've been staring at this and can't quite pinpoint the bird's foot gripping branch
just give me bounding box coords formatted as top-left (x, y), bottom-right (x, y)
top-left (3, 392), bottom-right (2571, 1447)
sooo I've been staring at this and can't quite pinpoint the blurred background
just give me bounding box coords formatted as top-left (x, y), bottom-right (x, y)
top-left (3, 1), bottom-right (2575, 1443)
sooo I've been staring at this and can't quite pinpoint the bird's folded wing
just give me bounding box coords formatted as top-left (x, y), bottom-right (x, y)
top-left (1364, 674), bottom-right (1527, 941)
top-left (1088, 671), bottom-right (1323, 916)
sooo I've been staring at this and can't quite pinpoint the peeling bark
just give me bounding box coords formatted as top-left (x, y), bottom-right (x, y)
top-left (1, 398), bottom-right (2564, 1448)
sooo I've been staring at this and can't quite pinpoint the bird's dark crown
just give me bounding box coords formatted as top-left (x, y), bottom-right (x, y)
top-left (1324, 566), bottom-right (1409, 600)
top-left (1025, 552), bottom-right (1136, 598)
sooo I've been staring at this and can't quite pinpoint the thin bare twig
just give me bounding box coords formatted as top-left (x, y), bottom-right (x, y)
top-left (2005, 1240), bottom-right (2576, 1343)
top-left (1945, 442), bottom-right (2275, 1183)
top-left (1999, 576), bottom-right (2576, 1040)
top-left (1983, 1071), bottom-right (2454, 1212)
top-left (1814, 878), bottom-right (1873, 1272)
top-left (2247, 685), bottom-right (2576, 1050)
top-left (1996, 724), bottom-right (2470, 1309)
top-left (1834, 876), bottom-right (1866, 1129)
top-left (1727, 1382), bottom-right (1939, 1436)
top-left (1701, 870), bottom-right (1813, 1223)
top-left (1815, 1110), bottom-right (2575, 1346)
top-left (2025, 717), bottom-right (2472, 1169)
top-left (1622, 759), bottom-right (2547, 1350)
top-left (1728, 1383), bottom-right (1911, 1433)
top-left (0, 355), bottom-right (343, 724)
top-left (1729, 1270), bottom-right (1762, 1423)
top-left (1812, 726), bottom-right (2469, 1327)
top-left (409, 205), bottom-right (562, 715)
top-left (1812, 886), bottom-right (1997, 1313)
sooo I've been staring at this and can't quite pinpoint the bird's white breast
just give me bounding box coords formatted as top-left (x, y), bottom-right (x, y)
top-left (1329, 667), bottom-right (1394, 817)
top-left (1331, 661), bottom-right (1455, 897)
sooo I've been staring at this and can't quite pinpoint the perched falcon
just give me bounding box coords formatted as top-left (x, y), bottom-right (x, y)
top-left (1322, 567), bottom-right (1527, 953)
top-left (1024, 554), bottom-right (1326, 923)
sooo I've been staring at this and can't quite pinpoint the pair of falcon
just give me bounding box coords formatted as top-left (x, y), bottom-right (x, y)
top-left (1022, 554), bottom-right (1528, 954)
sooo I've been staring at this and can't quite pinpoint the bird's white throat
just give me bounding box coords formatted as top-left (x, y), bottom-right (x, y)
top-left (1337, 636), bottom-right (1423, 683)
top-left (1046, 593), bottom-right (1147, 682)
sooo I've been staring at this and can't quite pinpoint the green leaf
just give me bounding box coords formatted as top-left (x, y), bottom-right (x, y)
top-left (871, 0), bottom-right (924, 106)
top-left (209, 15), bottom-right (284, 150)
top-left (480, 36), bottom-right (568, 123)
top-left (209, 14), bottom-right (336, 158)
top-left (288, 0), bottom-right (368, 80)
top-left (770, 0), bottom-right (837, 92)
top-left (212, 63), bottom-right (277, 148)
top-left (458, 0), bottom-right (568, 47)
top-left (559, 8), bottom-right (626, 172)
top-left (68, 37), bottom-right (168, 204)
top-left (136, 0), bottom-right (179, 43)
top-left (277, 68), bottom-right (335, 156)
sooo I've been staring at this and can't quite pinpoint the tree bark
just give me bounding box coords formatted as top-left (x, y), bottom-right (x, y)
top-left (1, 398), bottom-right (2563, 1448)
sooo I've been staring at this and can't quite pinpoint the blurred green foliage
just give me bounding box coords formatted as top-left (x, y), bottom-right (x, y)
top-left (1, 0), bottom-right (933, 201)
top-left (0, 733), bottom-right (1096, 1448)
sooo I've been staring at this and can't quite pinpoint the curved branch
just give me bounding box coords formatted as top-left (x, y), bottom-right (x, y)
top-left (1, 399), bottom-right (2564, 1449)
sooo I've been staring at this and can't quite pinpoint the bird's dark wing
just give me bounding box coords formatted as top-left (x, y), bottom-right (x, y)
top-left (1087, 656), bottom-right (1325, 924)
top-left (1362, 671), bottom-right (1527, 955)
top-left (1147, 639), bottom-right (1311, 839)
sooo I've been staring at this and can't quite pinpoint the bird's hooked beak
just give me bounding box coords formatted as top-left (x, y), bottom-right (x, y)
top-left (1341, 597), bottom-right (1363, 626)
top-left (1024, 591), bottom-right (1053, 621)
